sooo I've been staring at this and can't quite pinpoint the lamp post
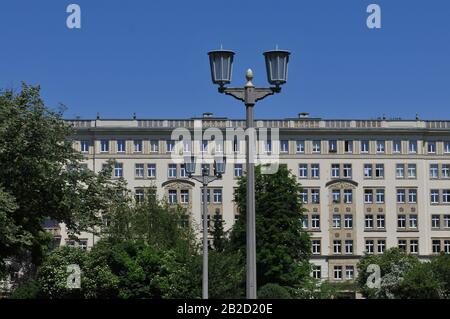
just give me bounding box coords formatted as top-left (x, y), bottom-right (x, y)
top-left (184, 155), bottom-right (226, 299)
top-left (207, 48), bottom-right (290, 299)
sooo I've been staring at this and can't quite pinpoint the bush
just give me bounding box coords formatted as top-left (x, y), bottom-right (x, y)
top-left (10, 280), bottom-right (41, 299)
top-left (258, 283), bottom-right (292, 299)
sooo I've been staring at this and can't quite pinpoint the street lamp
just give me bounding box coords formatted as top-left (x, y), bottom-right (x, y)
top-left (208, 48), bottom-right (290, 299)
top-left (184, 154), bottom-right (226, 299)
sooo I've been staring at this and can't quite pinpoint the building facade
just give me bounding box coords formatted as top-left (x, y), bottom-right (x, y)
top-left (59, 114), bottom-right (450, 282)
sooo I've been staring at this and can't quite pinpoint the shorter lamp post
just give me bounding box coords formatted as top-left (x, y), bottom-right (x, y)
top-left (184, 155), bottom-right (226, 299)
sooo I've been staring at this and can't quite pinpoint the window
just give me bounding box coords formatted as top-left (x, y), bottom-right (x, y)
top-left (431, 189), bottom-right (439, 204)
top-left (183, 140), bottom-right (191, 153)
top-left (409, 140), bottom-right (417, 153)
top-left (445, 241), bottom-right (450, 254)
top-left (332, 189), bottom-right (341, 203)
top-left (365, 215), bottom-right (374, 229)
top-left (376, 140), bottom-right (385, 153)
top-left (364, 164), bottom-right (373, 178)
top-left (312, 266), bottom-right (321, 279)
top-left (334, 266), bottom-right (343, 280)
top-left (364, 189), bottom-right (373, 203)
top-left (135, 189), bottom-right (144, 203)
top-left (428, 141), bottom-right (436, 154)
top-left (333, 240), bottom-right (342, 254)
top-left (376, 189), bottom-right (385, 203)
top-left (343, 189), bottom-right (353, 204)
top-left (201, 140), bottom-right (209, 153)
top-left (80, 140), bottom-right (89, 153)
top-left (365, 240), bottom-right (374, 254)
top-left (396, 164), bottom-right (405, 178)
top-left (332, 214), bottom-right (341, 229)
top-left (233, 138), bottom-right (240, 153)
top-left (180, 190), bottom-right (189, 203)
top-left (443, 189), bottom-right (450, 203)
top-left (213, 189), bottom-right (222, 203)
top-left (234, 164), bottom-right (243, 177)
top-left (442, 164), bottom-right (450, 178)
top-left (444, 215), bottom-right (450, 228)
top-left (312, 240), bottom-right (321, 255)
top-left (264, 140), bottom-right (272, 153)
top-left (344, 215), bottom-right (353, 229)
top-left (296, 140), bottom-right (305, 153)
top-left (168, 164), bottom-right (177, 178)
top-left (166, 140), bottom-right (175, 153)
top-left (398, 240), bottom-right (407, 252)
top-left (168, 190), bottom-right (177, 204)
top-left (134, 139), bottom-right (142, 152)
top-left (345, 266), bottom-right (354, 279)
top-left (430, 164), bottom-right (439, 179)
top-left (397, 189), bottom-right (406, 203)
top-left (410, 240), bottom-right (419, 254)
top-left (408, 189), bottom-right (417, 203)
top-left (311, 189), bottom-right (320, 204)
top-left (345, 240), bottom-right (353, 254)
top-left (378, 240), bottom-right (386, 254)
top-left (302, 216), bottom-right (309, 229)
top-left (331, 164), bottom-right (340, 178)
top-left (114, 163), bottom-right (123, 177)
top-left (179, 164), bottom-right (187, 178)
top-left (343, 164), bottom-right (352, 178)
top-left (79, 240), bottom-right (88, 251)
top-left (445, 141), bottom-right (450, 154)
top-left (100, 140), bottom-right (109, 152)
top-left (361, 140), bottom-right (369, 153)
top-left (116, 140), bottom-right (125, 153)
top-left (147, 164), bottom-right (156, 178)
top-left (280, 140), bottom-right (289, 153)
top-left (312, 140), bottom-right (321, 153)
top-left (311, 164), bottom-right (320, 179)
top-left (393, 140), bottom-right (402, 153)
top-left (135, 164), bottom-right (144, 178)
top-left (398, 215), bottom-right (406, 229)
top-left (377, 215), bottom-right (385, 229)
top-left (150, 140), bottom-right (159, 152)
top-left (409, 215), bottom-right (418, 229)
top-left (344, 140), bottom-right (353, 153)
top-left (375, 164), bottom-right (384, 178)
top-left (431, 215), bottom-right (440, 228)
top-left (432, 240), bottom-right (441, 253)
top-left (408, 164), bottom-right (417, 178)
top-left (298, 164), bottom-right (308, 178)
top-left (329, 140), bottom-right (337, 153)
top-left (311, 215), bottom-right (320, 229)
top-left (299, 190), bottom-right (308, 204)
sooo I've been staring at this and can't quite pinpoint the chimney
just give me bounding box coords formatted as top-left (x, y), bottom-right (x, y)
top-left (298, 112), bottom-right (310, 119)
top-left (203, 112), bottom-right (213, 118)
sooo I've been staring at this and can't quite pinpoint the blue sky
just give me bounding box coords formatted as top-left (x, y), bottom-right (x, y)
top-left (0, 0), bottom-right (449, 120)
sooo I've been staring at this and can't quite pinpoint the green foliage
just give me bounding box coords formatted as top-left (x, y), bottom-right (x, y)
top-left (208, 250), bottom-right (245, 299)
top-left (429, 253), bottom-right (450, 298)
top-left (211, 212), bottom-right (226, 253)
top-left (290, 278), bottom-right (341, 299)
top-left (229, 165), bottom-right (311, 289)
top-left (258, 283), bottom-right (292, 299)
top-left (396, 262), bottom-right (441, 299)
top-left (9, 279), bottom-right (41, 299)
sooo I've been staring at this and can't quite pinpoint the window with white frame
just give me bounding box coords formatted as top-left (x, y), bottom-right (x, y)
top-left (168, 164), bottom-right (177, 178)
top-left (150, 140), bottom-right (159, 152)
top-left (375, 164), bottom-right (384, 178)
top-left (393, 140), bottom-right (402, 153)
top-left (311, 189), bottom-right (320, 204)
top-left (302, 215), bottom-right (309, 229)
top-left (183, 140), bottom-right (191, 153)
top-left (168, 190), bottom-right (177, 204)
top-left (234, 164), bottom-right (243, 177)
top-left (408, 164), bottom-right (417, 178)
top-left (332, 214), bottom-right (341, 229)
top-left (396, 164), bottom-right (405, 178)
top-left (114, 163), bottom-right (123, 177)
top-left (410, 240), bottom-right (419, 254)
top-left (344, 215), bottom-right (353, 229)
top-left (343, 189), bottom-right (353, 203)
top-left (376, 140), bottom-right (385, 153)
top-left (343, 164), bottom-right (352, 178)
top-left (432, 240), bottom-right (441, 253)
top-left (147, 164), bottom-right (156, 178)
top-left (377, 240), bottom-right (386, 254)
top-left (364, 189), bottom-right (373, 203)
top-left (312, 140), bottom-right (321, 153)
top-left (430, 164), bottom-right (439, 179)
top-left (100, 139), bottom-right (109, 152)
top-left (442, 164), bottom-right (450, 178)
top-left (377, 215), bottom-right (385, 229)
top-left (333, 240), bottom-right (341, 254)
top-left (180, 164), bottom-right (186, 178)
top-left (345, 240), bottom-right (353, 254)
top-left (135, 164), bottom-right (144, 178)
top-left (213, 189), bottom-right (222, 203)
top-left (344, 140), bottom-right (353, 153)
top-left (264, 140), bottom-right (272, 153)
top-left (331, 164), bottom-right (340, 178)
top-left (445, 141), bottom-right (450, 154)
top-left (299, 190), bottom-right (308, 204)
top-left (365, 215), bottom-right (374, 229)
top-left (298, 164), bottom-right (308, 178)
top-left (345, 266), bottom-right (354, 279)
top-left (134, 139), bottom-right (142, 152)
top-left (80, 140), bottom-right (89, 153)
top-left (443, 189), bottom-right (450, 203)
top-left (311, 215), bottom-right (320, 229)
top-left (135, 189), bottom-right (144, 203)
top-left (296, 140), bottom-right (305, 153)
top-left (397, 189), bottom-right (406, 203)
top-left (361, 140), bottom-right (369, 153)
top-left (409, 215), bottom-right (418, 229)
top-left (329, 140), bottom-right (337, 153)
top-left (444, 215), bottom-right (450, 228)
top-left (365, 240), bottom-right (374, 254)
top-left (312, 266), bottom-right (321, 279)
top-left (444, 240), bottom-right (450, 253)
top-left (364, 164), bottom-right (373, 178)
top-left (376, 189), bottom-right (385, 203)
top-left (233, 138), bottom-right (240, 153)
top-left (408, 189), bottom-right (417, 203)
top-left (180, 190), bottom-right (189, 204)
top-left (409, 140), bottom-right (417, 153)
top-left (332, 189), bottom-right (340, 203)
top-left (431, 189), bottom-right (439, 204)
top-left (428, 141), bottom-right (436, 154)
top-left (312, 240), bottom-right (321, 255)
top-left (116, 140), bottom-right (125, 153)
top-left (311, 164), bottom-right (320, 179)
top-left (334, 266), bottom-right (342, 280)
top-left (398, 215), bottom-right (406, 229)
top-left (166, 140), bottom-right (175, 153)
top-left (431, 215), bottom-right (440, 228)
top-left (280, 140), bottom-right (289, 153)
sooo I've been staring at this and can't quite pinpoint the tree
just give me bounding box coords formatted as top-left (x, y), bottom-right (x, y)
top-left (211, 212), bottom-right (226, 252)
top-left (258, 283), bottom-right (292, 299)
top-left (229, 165), bottom-right (311, 289)
top-left (0, 84), bottom-right (121, 274)
top-left (396, 262), bottom-right (441, 299)
top-left (208, 250), bottom-right (245, 299)
top-left (429, 253), bottom-right (450, 298)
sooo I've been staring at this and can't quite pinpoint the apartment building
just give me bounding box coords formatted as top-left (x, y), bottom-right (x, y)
top-left (58, 113), bottom-right (450, 282)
